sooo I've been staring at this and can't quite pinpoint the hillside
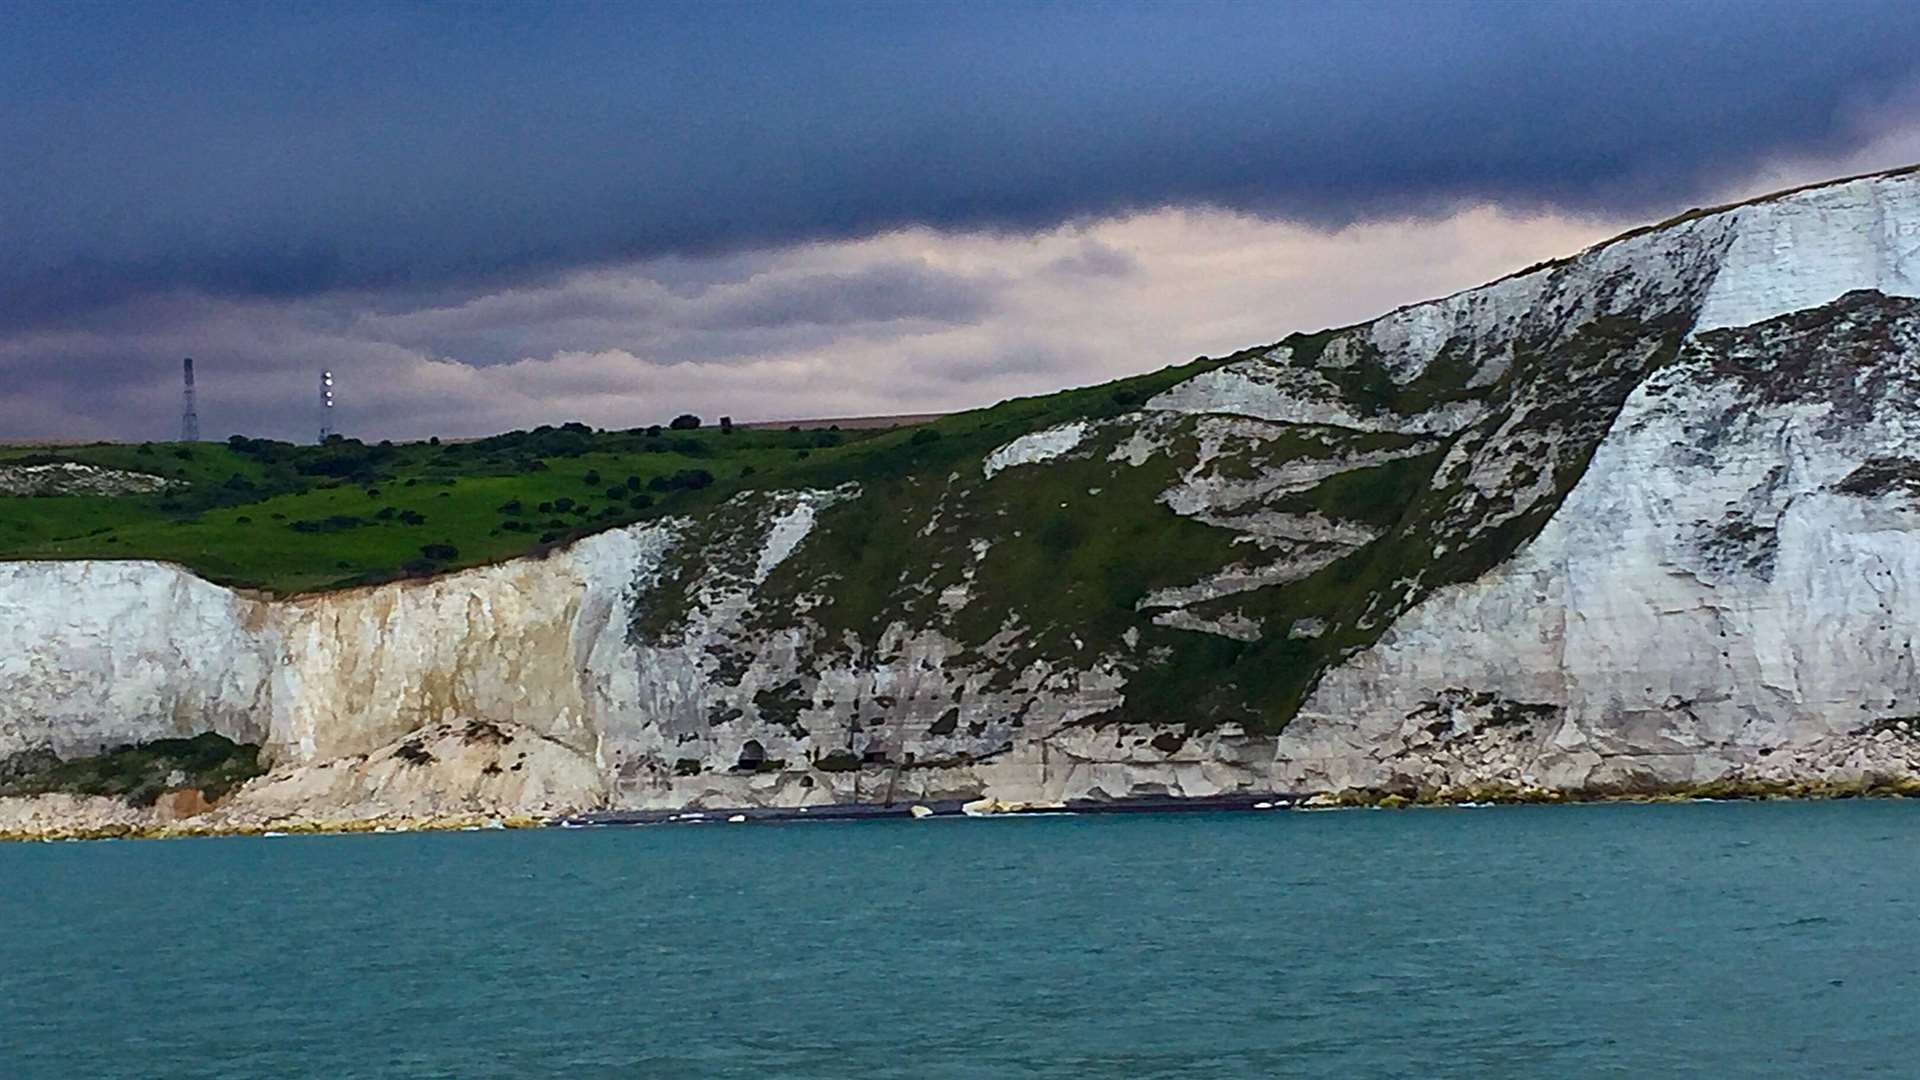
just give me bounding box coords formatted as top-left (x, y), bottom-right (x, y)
top-left (0, 361), bottom-right (1212, 594)
top-left (7, 162), bottom-right (1920, 833)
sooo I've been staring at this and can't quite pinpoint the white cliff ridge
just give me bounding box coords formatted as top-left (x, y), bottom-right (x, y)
top-left (10, 165), bottom-right (1920, 829)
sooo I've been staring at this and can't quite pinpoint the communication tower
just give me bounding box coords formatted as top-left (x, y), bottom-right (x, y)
top-left (180, 357), bottom-right (200, 442)
top-left (318, 370), bottom-right (335, 443)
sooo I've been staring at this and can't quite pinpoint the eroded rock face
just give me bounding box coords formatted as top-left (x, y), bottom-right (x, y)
top-left (0, 793), bottom-right (155, 837)
top-left (1282, 289), bottom-right (1920, 794)
top-left (205, 718), bottom-right (609, 825)
top-left (7, 166), bottom-right (1920, 823)
top-left (0, 560), bottom-right (273, 759)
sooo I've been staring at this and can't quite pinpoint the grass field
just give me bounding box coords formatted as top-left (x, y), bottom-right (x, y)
top-left (0, 356), bottom-right (1226, 594)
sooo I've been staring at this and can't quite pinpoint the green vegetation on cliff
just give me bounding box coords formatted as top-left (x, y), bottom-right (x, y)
top-left (2, 424), bottom-right (867, 591)
top-left (0, 355), bottom-right (1229, 593)
top-left (626, 311), bottom-right (1690, 737)
top-left (0, 733), bottom-right (262, 807)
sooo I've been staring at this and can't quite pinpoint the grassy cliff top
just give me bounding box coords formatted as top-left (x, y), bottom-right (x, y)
top-left (0, 356), bottom-right (1230, 594)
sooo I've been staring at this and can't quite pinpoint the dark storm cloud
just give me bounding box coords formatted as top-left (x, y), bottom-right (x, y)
top-left (6, 0), bottom-right (1920, 323)
top-left (687, 261), bottom-right (998, 331)
top-left (352, 257), bottom-right (996, 365)
top-left (1046, 241), bottom-right (1143, 280)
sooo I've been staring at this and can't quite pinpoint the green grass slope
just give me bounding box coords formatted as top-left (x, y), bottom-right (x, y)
top-left (0, 355), bottom-right (1229, 594)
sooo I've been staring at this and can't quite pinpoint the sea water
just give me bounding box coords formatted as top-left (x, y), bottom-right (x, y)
top-left (3, 800), bottom-right (1917, 1078)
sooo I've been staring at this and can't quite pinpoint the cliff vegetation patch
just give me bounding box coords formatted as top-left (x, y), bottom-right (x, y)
top-left (0, 733), bottom-right (262, 807)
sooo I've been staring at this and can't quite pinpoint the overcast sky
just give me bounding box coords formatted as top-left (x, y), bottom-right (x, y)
top-left (7, 0), bottom-right (1920, 442)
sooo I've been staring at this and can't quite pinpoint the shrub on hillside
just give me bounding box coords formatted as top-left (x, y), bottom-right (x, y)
top-left (645, 468), bottom-right (714, 493)
top-left (295, 440), bottom-right (397, 482)
top-left (226, 435), bottom-right (298, 464)
top-left (288, 515), bottom-right (367, 534)
top-left (669, 414), bottom-right (701, 430)
top-left (468, 422), bottom-right (593, 459)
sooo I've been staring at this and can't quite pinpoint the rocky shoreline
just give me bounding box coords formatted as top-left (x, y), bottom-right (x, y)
top-left (11, 777), bottom-right (1920, 843)
top-left (0, 792), bottom-right (553, 842)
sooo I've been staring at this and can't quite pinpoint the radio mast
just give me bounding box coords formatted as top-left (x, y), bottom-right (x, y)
top-left (180, 358), bottom-right (200, 442)
top-left (318, 370), bottom-right (335, 443)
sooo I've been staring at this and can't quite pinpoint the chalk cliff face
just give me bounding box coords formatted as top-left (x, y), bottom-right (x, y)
top-left (9, 166), bottom-right (1920, 822)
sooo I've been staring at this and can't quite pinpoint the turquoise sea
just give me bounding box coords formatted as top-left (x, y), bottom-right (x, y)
top-left (3, 801), bottom-right (1917, 1078)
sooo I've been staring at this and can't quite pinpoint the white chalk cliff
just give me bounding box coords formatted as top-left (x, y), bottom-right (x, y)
top-left (9, 165), bottom-right (1920, 822)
